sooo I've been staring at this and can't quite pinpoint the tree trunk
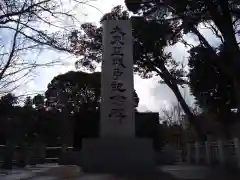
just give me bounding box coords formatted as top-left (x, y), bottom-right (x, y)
top-left (192, 21), bottom-right (240, 120)
top-left (221, 29), bottom-right (240, 112)
top-left (208, 0), bottom-right (240, 112)
top-left (170, 84), bottom-right (206, 140)
top-left (154, 60), bottom-right (206, 139)
top-left (60, 112), bottom-right (70, 153)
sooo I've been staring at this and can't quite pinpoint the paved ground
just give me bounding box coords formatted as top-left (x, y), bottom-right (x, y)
top-left (161, 166), bottom-right (211, 179)
top-left (0, 164), bottom-right (61, 180)
top-left (0, 164), bottom-right (240, 180)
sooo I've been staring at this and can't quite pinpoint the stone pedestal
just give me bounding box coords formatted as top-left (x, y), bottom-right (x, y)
top-left (59, 138), bottom-right (155, 174)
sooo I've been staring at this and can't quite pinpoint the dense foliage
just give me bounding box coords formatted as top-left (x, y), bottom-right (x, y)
top-left (124, 0), bottom-right (240, 134)
top-left (188, 46), bottom-right (237, 119)
top-left (0, 70), bottom-right (140, 145)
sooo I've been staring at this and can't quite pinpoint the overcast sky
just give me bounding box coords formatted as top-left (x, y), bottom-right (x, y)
top-left (14, 0), bottom-right (220, 113)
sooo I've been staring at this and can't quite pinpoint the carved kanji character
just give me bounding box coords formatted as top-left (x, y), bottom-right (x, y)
top-left (110, 95), bottom-right (126, 103)
top-left (111, 35), bottom-right (124, 45)
top-left (113, 68), bottom-right (123, 80)
top-left (108, 108), bottom-right (126, 124)
top-left (111, 81), bottom-right (126, 92)
top-left (110, 26), bottom-right (126, 36)
top-left (111, 46), bottom-right (124, 56)
top-left (112, 56), bottom-right (126, 68)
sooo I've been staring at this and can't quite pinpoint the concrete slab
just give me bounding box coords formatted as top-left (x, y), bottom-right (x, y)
top-left (60, 138), bottom-right (155, 174)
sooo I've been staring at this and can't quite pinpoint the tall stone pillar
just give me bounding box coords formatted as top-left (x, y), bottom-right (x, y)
top-left (60, 20), bottom-right (155, 174)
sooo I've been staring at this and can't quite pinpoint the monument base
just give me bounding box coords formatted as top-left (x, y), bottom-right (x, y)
top-left (59, 138), bottom-right (156, 174)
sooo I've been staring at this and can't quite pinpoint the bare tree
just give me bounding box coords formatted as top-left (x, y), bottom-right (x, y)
top-left (159, 101), bottom-right (184, 125)
top-left (0, 0), bottom-right (96, 94)
top-left (159, 91), bottom-right (202, 125)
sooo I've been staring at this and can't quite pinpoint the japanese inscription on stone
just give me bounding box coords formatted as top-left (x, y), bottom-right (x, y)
top-left (108, 25), bottom-right (126, 124)
top-left (101, 20), bottom-right (134, 137)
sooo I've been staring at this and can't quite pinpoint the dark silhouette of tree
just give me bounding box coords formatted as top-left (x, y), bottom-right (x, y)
top-left (0, 93), bottom-right (22, 169)
top-left (0, 93), bottom-right (18, 112)
top-left (33, 94), bottom-right (45, 110)
top-left (125, 0), bottom-right (240, 124)
top-left (0, 93), bottom-right (60, 169)
top-left (45, 71), bottom-right (101, 151)
top-left (24, 96), bottom-right (33, 108)
top-left (45, 71), bottom-right (102, 114)
top-left (0, 93), bottom-right (18, 141)
top-left (45, 70), bottom-right (140, 150)
top-left (188, 45), bottom-right (237, 137)
top-left (31, 94), bottom-right (48, 145)
top-left (22, 96), bottom-right (35, 142)
top-left (45, 71), bottom-right (139, 114)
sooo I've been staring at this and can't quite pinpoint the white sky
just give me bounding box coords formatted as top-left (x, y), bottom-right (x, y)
top-left (15, 0), bottom-right (219, 112)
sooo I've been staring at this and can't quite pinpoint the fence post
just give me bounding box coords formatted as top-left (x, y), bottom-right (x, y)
top-left (205, 141), bottom-right (211, 165)
top-left (195, 142), bottom-right (200, 164)
top-left (186, 144), bottom-right (191, 164)
top-left (234, 138), bottom-right (240, 169)
top-left (218, 139), bottom-right (225, 166)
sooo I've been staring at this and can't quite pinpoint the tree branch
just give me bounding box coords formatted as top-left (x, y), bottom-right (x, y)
top-left (203, 22), bottom-right (224, 43)
top-left (1, 25), bottom-right (72, 53)
top-left (0, 0), bottom-right (51, 22)
top-left (0, 15), bottom-right (21, 80)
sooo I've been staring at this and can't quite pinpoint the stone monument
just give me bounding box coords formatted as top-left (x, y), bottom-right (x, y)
top-left (100, 20), bottom-right (135, 137)
top-left (60, 20), bottom-right (155, 173)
